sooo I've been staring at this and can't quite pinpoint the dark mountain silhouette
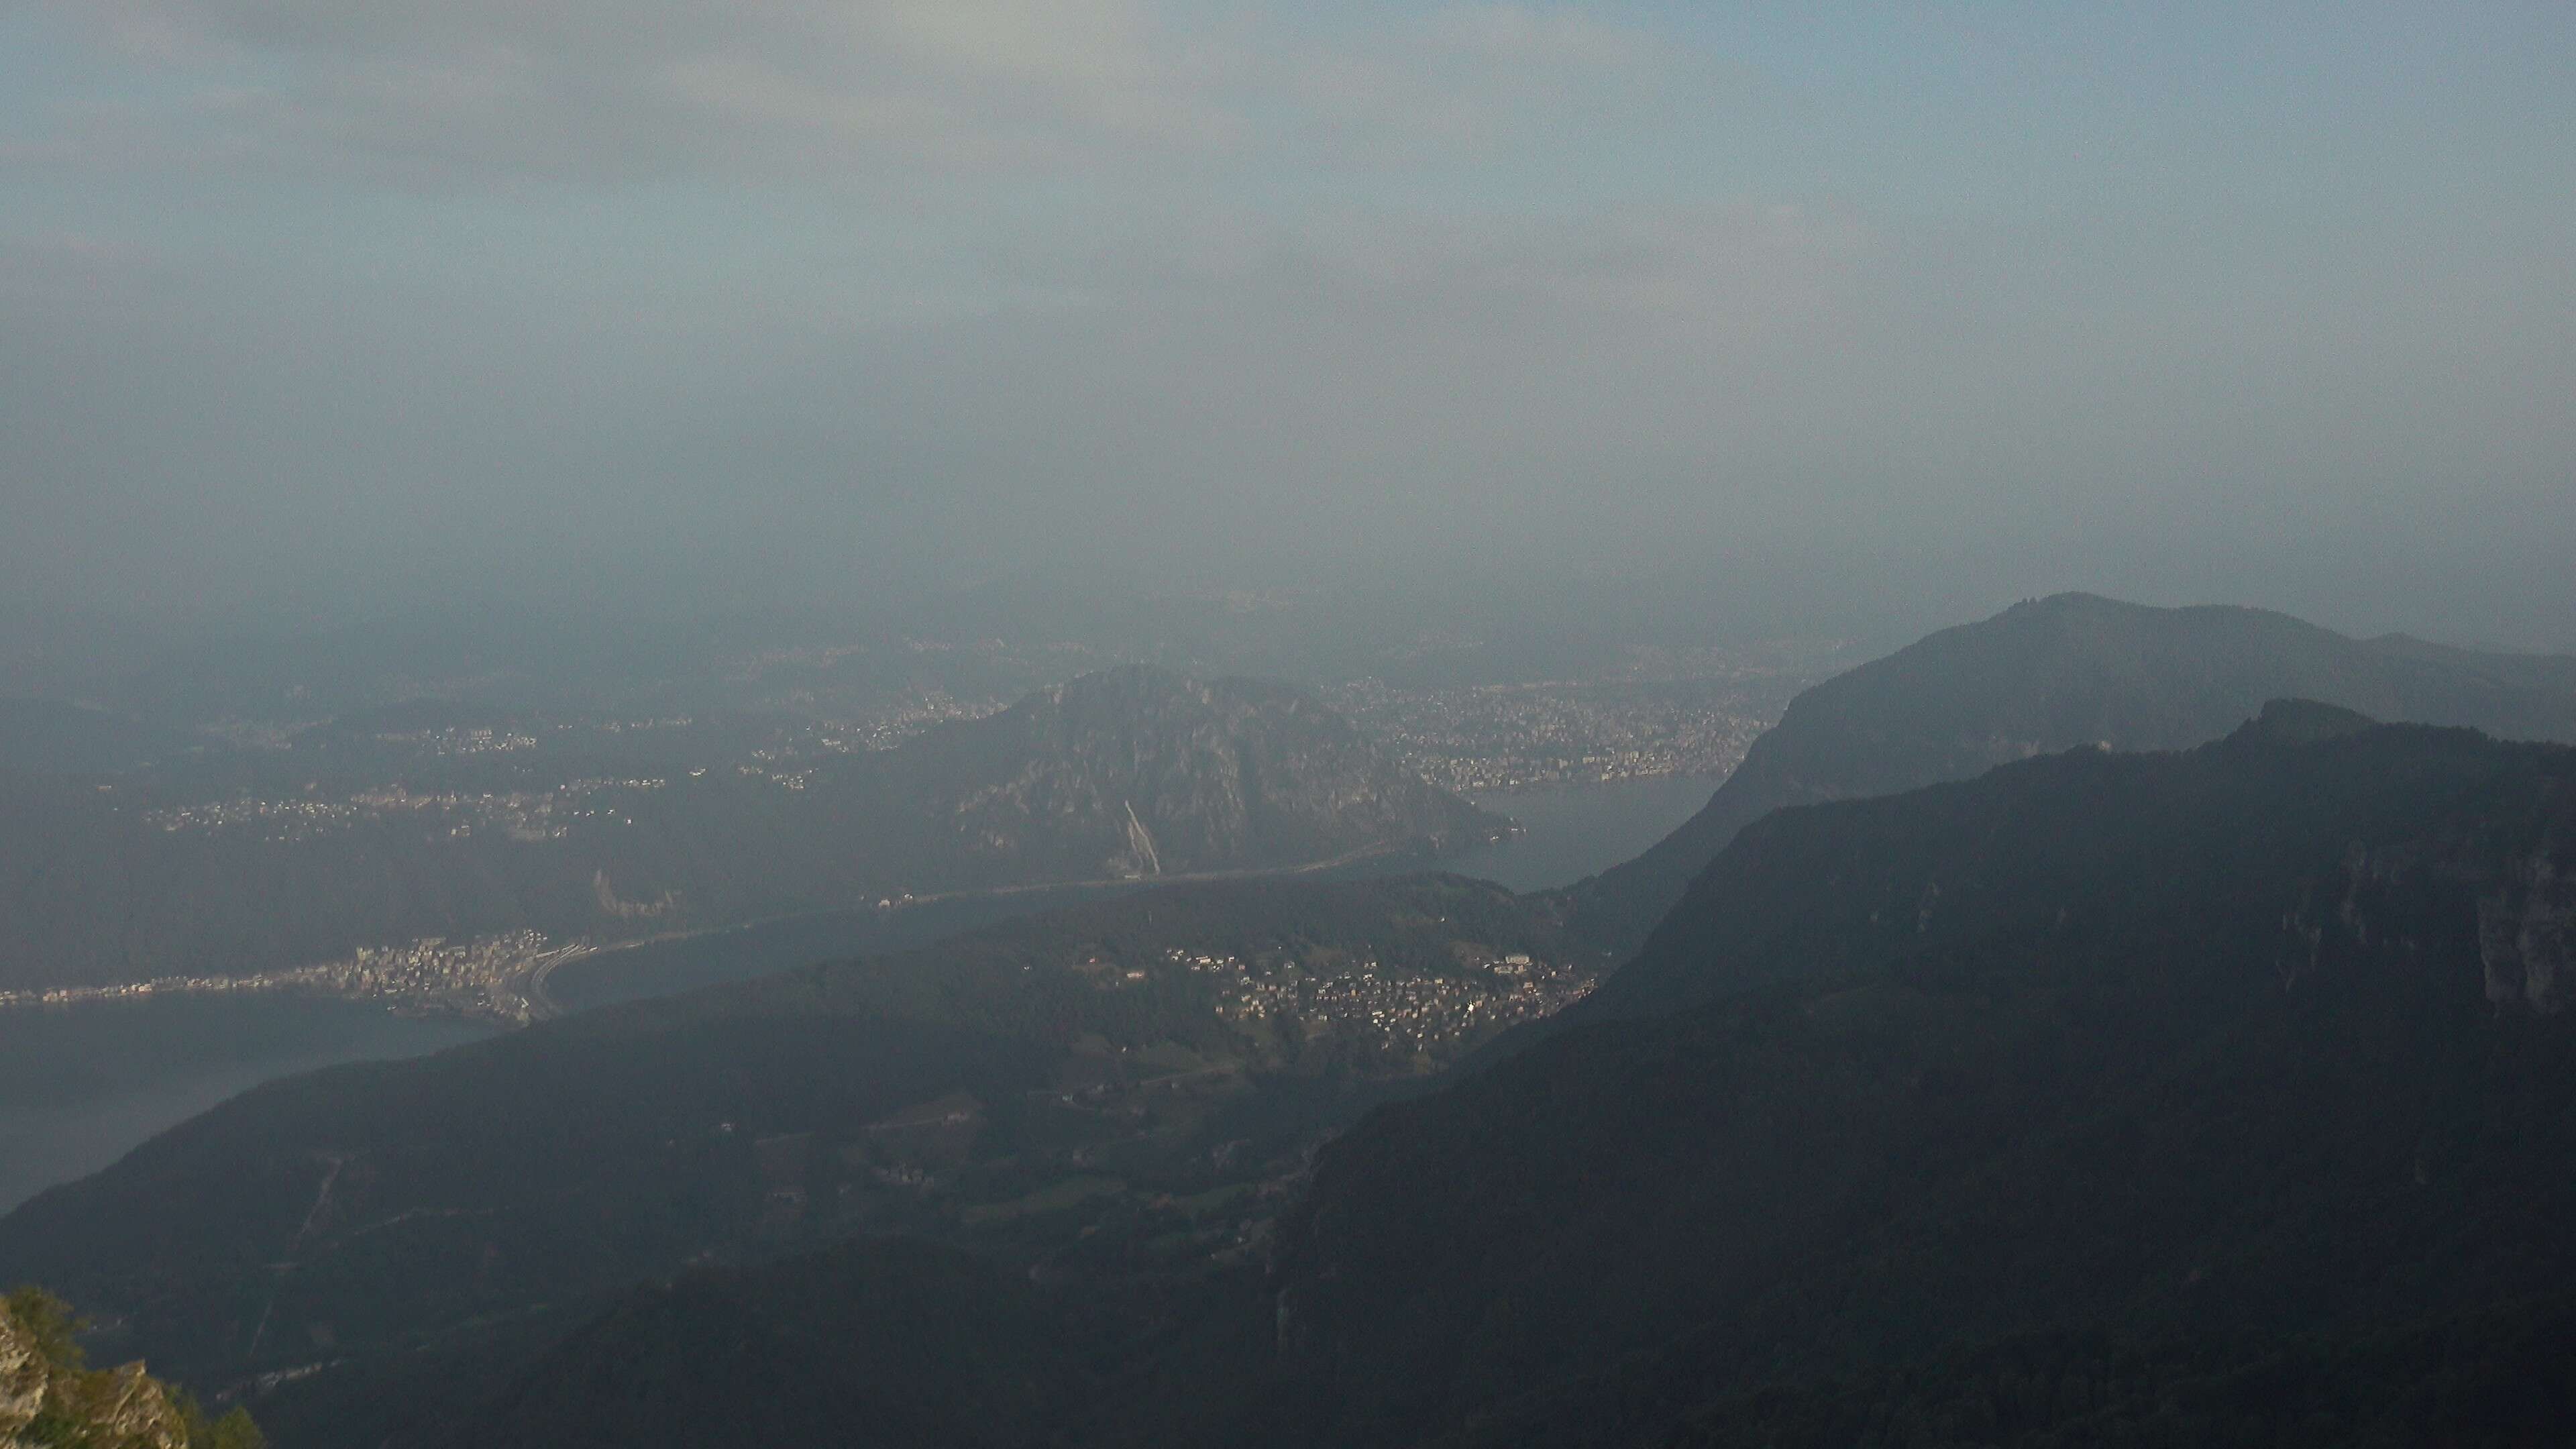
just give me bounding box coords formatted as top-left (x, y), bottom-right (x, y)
top-left (1565, 594), bottom-right (2576, 953)
top-left (382, 705), bottom-right (2576, 1449)
top-left (1263, 707), bottom-right (2576, 1445)
top-left (25, 681), bottom-right (2576, 1448)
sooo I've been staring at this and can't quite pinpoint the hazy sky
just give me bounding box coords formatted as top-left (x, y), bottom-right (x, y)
top-left (3, 3), bottom-right (2571, 645)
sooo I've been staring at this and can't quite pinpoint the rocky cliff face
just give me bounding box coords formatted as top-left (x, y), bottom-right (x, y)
top-left (2248, 705), bottom-right (2576, 1014)
top-left (2478, 849), bottom-right (2576, 1013)
top-left (879, 665), bottom-right (1505, 882)
top-left (0, 1313), bottom-right (40, 1446)
top-left (0, 1293), bottom-right (192, 1449)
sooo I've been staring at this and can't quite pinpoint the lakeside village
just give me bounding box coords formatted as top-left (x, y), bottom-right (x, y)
top-left (1156, 944), bottom-right (1597, 1065)
top-left (1, 926), bottom-right (1601, 1055)
top-left (0, 930), bottom-right (592, 1026)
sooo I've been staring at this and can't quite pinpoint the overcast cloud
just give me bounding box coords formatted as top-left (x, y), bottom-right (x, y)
top-left (3, 3), bottom-right (2571, 646)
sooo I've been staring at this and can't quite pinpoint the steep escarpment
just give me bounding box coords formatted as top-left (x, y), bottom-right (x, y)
top-left (2477, 850), bottom-right (2576, 1012)
top-left (1565, 593), bottom-right (2576, 953)
top-left (1269, 711), bottom-right (2576, 1446)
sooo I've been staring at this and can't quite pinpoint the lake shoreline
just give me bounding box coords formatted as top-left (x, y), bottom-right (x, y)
top-left (0, 774), bottom-right (1718, 1214)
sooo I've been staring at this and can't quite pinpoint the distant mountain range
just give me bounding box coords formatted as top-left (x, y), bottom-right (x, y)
top-left (16, 596), bottom-right (2576, 1448)
top-left (1565, 592), bottom-right (2576, 952)
top-left (0, 666), bottom-right (1502, 994)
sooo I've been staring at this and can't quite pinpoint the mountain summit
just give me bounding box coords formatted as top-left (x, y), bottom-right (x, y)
top-left (1565, 592), bottom-right (2576, 951)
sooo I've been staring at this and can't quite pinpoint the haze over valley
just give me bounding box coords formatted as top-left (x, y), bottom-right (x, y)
top-left (0, 605), bottom-right (1819, 1014)
top-left (8, 594), bottom-right (2576, 1446)
top-left (4, 5), bottom-right (2575, 1448)
top-left (0, 606), bottom-right (1777, 1214)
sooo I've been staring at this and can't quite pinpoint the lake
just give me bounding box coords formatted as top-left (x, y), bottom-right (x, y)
top-left (0, 996), bottom-right (490, 1213)
top-left (0, 772), bottom-right (1715, 1213)
top-left (546, 772), bottom-right (1717, 1007)
top-left (1454, 774), bottom-right (1716, 892)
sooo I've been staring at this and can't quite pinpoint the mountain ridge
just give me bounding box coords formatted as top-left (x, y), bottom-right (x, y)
top-left (380, 708), bottom-right (2576, 1449)
top-left (1562, 592), bottom-right (2576, 953)
top-left (1265, 712), bottom-right (2576, 1444)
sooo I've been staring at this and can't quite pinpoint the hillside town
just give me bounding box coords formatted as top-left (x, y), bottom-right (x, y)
top-left (1324, 677), bottom-right (1780, 792)
top-left (1167, 945), bottom-right (1597, 1063)
top-left (0, 929), bottom-right (590, 1025)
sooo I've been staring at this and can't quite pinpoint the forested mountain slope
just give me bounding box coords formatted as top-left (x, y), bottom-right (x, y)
top-left (1566, 593), bottom-right (2576, 952)
top-left (0, 875), bottom-right (1593, 1443)
top-left (1269, 705), bottom-right (2576, 1445)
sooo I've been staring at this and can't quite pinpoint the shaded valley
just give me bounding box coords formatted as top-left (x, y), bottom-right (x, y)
top-left (0, 875), bottom-right (1607, 1443)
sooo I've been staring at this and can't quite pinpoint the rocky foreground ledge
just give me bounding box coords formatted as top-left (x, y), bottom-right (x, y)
top-left (1, 1289), bottom-right (261, 1449)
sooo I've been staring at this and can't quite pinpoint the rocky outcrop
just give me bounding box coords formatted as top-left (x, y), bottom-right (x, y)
top-left (60, 1363), bottom-right (186, 1449)
top-left (0, 1309), bottom-right (41, 1444)
top-left (2256, 806), bottom-right (2575, 1015)
top-left (2481, 849), bottom-right (2576, 1013)
top-left (0, 1293), bottom-right (193, 1449)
